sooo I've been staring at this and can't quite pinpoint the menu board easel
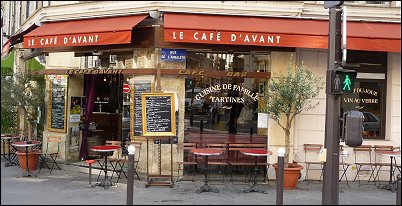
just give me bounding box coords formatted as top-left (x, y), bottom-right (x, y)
top-left (47, 75), bottom-right (68, 133)
top-left (131, 81), bottom-right (153, 139)
top-left (141, 92), bottom-right (176, 188)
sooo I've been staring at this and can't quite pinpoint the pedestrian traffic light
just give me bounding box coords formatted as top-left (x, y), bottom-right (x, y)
top-left (342, 110), bottom-right (364, 147)
top-left (327, 68), bottom-right (357, 94)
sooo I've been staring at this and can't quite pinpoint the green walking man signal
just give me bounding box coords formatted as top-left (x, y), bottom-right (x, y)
top-left (327, 68), bottom-right (357, 94)
top-left (343, 74), bottom-right (351, 91)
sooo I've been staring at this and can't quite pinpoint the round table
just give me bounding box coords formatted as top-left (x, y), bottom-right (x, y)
top-left (191, 148), bottom-right (223, 193)
top-left (239, 149), bottom-right (272, 194)
top-left (12, 141), bottom-right (41, 177)
top-left (1, 135), bottom-right (19, 167)
top-left (376, 150), bottom-right (401, 192)
top-left (90, 145), bottom-right (121, 189)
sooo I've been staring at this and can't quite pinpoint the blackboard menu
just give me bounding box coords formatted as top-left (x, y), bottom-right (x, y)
top-left (48, 75), bottom-right (68, 132)
top-left (133, 82), bottom-right (152, 136)
top-left (141, 93), bottom-right (176, 136)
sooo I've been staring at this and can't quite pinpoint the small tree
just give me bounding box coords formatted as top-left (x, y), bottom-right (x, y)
top-left (1, 72), bottom-right (46, 140)
top-left (261, 56), bottom-right (324, 167)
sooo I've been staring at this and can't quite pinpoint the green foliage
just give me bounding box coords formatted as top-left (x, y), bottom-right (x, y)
top-left (1, 73), bottom-right (46, 137)
top-left (260, 55), bottom-right (324, 166)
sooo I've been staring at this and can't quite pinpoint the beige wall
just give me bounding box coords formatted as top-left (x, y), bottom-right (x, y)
top-left (43, 52), bottom-right (82, 162)
top-left (271, 49), bottom-right (402, 181)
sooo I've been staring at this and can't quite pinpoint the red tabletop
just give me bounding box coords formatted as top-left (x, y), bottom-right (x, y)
top-left (90, 145), bottom-right (120, 152)
top-left (239, 149), bottom-right (272, 156)
top-left (191, 148), bottom-right (223, 156)
top-left (12, 141), bottom-right (41, 147)
top-left (376, 150), bottom-right (401, 157)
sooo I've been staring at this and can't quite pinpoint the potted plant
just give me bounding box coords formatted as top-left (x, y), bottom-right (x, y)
top-left (261, 55), bottom-right (324, 189)
top-left (1, 72), bottom-right (46, 171)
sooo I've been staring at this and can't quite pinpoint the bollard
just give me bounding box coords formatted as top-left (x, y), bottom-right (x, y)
top-left (126, 145), bottom-right (136, 205)
top-left (249, 127), bottom-right (253, 136)
top-left (276, 148), bottom-right (285, 205)
top-left (397, 174), bottom-right (401, 205)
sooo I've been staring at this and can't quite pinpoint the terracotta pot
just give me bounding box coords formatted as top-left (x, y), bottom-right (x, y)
top-left (273, 162), bottom-right (303, 190)
top-left (16, 151), bottom-right (39, 172)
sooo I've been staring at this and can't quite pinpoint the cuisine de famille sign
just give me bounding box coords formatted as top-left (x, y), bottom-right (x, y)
top-left (195, 84), bottom-right (259, 104)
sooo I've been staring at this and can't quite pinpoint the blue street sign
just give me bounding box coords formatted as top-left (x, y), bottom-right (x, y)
top-left (161, 48), bottom-right (186, 62)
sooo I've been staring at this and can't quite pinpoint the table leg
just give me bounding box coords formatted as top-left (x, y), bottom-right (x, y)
top-left (94, 153), bottom-right (114, 189)
top-left (381, 156), bottom-right (396, 192)
top-left (5, 139), bottom-right (17, 167)
top-left (196, 156), bottom-right (219, 193)
top-left (18, 146), bottom-right (37, 177)
top-left (243, 156), bottom-right (267, 194)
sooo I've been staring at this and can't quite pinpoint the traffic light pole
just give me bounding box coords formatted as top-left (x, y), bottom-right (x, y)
top-left (322, 7), bottom-right (342, 205)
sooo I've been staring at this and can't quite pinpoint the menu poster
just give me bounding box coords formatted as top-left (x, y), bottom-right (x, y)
top-left (48, 75), bottom-right (68, 132)
top-left (141, 93), bottom-right (176, 137)
top-left (132, 81), bottom-right (152, 137)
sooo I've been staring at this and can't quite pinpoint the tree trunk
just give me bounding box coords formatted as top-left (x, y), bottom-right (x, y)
top-left (284, 129), bottom-right (290, 168)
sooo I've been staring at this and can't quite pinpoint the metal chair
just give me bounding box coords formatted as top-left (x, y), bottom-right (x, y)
top-left (206, 143), bottom-right (229, 182)
top-left (303, 144), bottom-right (324, 183)
top-left (339, 145), bottom-right (351, 186)
top-left (37, 136), bottom-right (62, 174)
top-left (352, 145), bottom-right (377, 185)
top-left (373, 145), bottom-right (393, 187)
top-left (114, 141), bottom-right (142, 182)
top-left (176, 142), bottom-right (197, 182)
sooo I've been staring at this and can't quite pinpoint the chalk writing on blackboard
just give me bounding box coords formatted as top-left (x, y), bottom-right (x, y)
top-left (141, 93), bottom-right (176, 136)
top-left (133, 82), bottom-right (152, 136)
top-left (48, 75), bottom-right (68, 132)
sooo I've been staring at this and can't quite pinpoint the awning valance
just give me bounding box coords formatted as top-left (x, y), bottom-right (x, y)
top-left (164, 13), bottom-right (401, 52)
top-left (23, 15), bottom-right (148, 48)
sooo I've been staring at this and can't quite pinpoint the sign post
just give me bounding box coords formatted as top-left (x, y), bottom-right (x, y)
top-left (322, 2), bottom-right (344, 204)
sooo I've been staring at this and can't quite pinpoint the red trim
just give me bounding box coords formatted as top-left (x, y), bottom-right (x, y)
top-left (239, 149), bottom-right (272, 155)
top-left (1, 40), bottom-right (11, 59)
top-left (90, 145), bottom-right (120, 150)
top-left (23, 15), bottom-right (147, 48)
top-left (164, 13), bottom-right (401, 52)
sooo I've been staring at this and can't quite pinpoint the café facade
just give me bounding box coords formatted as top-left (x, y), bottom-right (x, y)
top-left (2, 1), bottom-right (400, 181)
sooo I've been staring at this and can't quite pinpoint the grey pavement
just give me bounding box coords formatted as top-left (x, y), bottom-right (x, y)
top-left (1, 161), bottom-right (399, 205)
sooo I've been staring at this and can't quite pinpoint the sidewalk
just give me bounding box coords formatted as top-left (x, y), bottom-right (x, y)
top-left (1, 162), bottom-right (398, 205)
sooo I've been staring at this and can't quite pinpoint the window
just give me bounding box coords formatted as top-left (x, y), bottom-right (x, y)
top-left (341, 51), bottom-right (387, 139)
top-left (184, 52), bottom-right (270, 138)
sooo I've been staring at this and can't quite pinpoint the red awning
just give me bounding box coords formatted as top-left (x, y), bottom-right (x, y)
top-left (164, 13), bottom-right (401, 52)
top-left (23, 15), bottom-right (148, 48)
top-left (2, 40), bottom-right (11, 59)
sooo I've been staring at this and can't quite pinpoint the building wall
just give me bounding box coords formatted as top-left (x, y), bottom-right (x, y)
top-left (274, 49), bottom-right (402, 181)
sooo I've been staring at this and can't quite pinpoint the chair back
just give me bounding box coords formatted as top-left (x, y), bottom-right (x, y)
top-left (105, 140), bottom-right (122, 159)
top-left (353, 145), bottom-right (373, 164)
top-left (373, 145), bottom-right (393, 164)
top-left (127, 141), bottom-right (142, 167)
top-left (206, 143), bottom-right (228, 162)
top-left (177, 142), bottom-right (197, 162)
top-left (46, 136), bottom-right (62, 154)
top-left (303, 144), bottom-right (323, 163)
